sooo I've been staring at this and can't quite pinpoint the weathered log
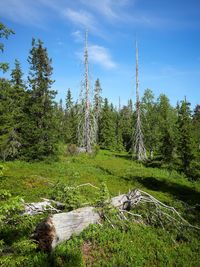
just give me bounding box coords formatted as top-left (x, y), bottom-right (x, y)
top-left (33, 193), bottom-right (133, 251)
top-left (33, 189), bottom-right (199, 252)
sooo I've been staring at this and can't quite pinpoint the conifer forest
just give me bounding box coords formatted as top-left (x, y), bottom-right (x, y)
top-left (0, 17), bottom-right (200, 267)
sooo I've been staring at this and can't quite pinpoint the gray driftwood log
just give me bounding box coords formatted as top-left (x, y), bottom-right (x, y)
top-left (33, 191), bottom-right (141, 251)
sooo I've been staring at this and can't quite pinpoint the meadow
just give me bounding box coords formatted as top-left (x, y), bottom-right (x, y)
top-left (0, 150), bottom-right (200, 266)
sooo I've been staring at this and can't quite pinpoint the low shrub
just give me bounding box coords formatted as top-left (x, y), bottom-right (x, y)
top-left (66, 144), bottom-right (78, 156)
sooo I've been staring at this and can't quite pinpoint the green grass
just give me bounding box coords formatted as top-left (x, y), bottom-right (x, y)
top-left (1, 150), bottom-right (200, 203)
top-left (0, 150), bottom-right (200, 266)
top-left (54, 222), bottom-right (199, 267)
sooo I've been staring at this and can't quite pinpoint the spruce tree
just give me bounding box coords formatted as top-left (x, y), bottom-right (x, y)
top-left (120, 100), bottom-right (134, 151)
top-left (66, 89), bottom-right (73, 113)
top-left (99, 98), bottom-right (116, 150)
top-left (193, 104), bottom-right (200, 155)
top-left (21, 39), bottom-right (57, 160)
top-left (0, 22), bottom-right (14, 72)
top-left (63, 89), bottom-right (77, 144)
top-left (55, 99), bottom-right (65, 142)
top-left (0, 79), bottom-right (15, 160)
top-left (177, 100), bottom-right (194, 172)
top-left (141, 89), bottom-right (159, 159)
top-left (157, 94), bottom-right (176, 162)
top-left (0, 60), bottom-right (25, 160)
top-left (115, 109), bottom-right (124, 151)
top-left (9, 60), bottom-right (26, 158)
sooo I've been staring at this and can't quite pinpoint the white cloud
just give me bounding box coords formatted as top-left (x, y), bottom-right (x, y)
top-left (76, 44), bottom-right (117, 69)
top-left (63, 8), bottom-right (97, 32)
top-left (71, 30), bottom-right (84, 43)
top-left (0, 0), bottom-right (44, 26)
top-left (80, 0), bottom-right (117, 19)
top-left (80, 0), bottom-right (131, 20)
top-left (0, 0), bottom-right (171, 34)
top-left (88, 45), bottom-right (117, 69)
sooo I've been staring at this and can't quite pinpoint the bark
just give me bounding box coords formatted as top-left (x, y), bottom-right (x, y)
top-left (33, 189), bottom-right (198, 252)
top-left (33, 193), bottom-right (134, 251)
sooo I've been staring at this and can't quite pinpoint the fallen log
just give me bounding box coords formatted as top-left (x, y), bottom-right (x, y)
top-left (33, 192), bottom-right (135, 251)
top-left (33, 189), bottom-right (200, 252)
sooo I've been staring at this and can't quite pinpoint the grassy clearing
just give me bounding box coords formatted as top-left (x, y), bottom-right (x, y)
top-left (0, 150), bottom-right (200, 266)
top-left (1, 150), bottom-right (200, 204)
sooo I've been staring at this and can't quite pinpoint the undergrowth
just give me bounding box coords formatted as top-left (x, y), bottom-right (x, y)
top-left (0, 150), bottom-right (199, 266)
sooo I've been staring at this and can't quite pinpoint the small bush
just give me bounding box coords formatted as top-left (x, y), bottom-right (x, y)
top-left (51, 241), bottom-right (83, 267)
top-left (51, 182), bottom-right (83, 211)
top-left (90, 145), bottom-right (100, 158)
top-left (66, 144), bottom-right (78, 156)
top-left (188, 160), bottom-right (200, 180)
top-left (96, 182), bottom-right (110, 207)
top-left (145, 160), bottom-right (162, 168)
top-left (0, 164), bottom-right (4, 176)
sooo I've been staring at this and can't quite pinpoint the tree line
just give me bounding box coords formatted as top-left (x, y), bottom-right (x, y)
top-left (0, 22), bottom-right (200, 178)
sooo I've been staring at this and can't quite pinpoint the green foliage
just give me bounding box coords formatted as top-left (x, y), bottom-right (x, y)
top-left (0, 79), bottom-right (16, 160)
top-left (157, 94), bottom-right (177, 162)
top-left (51, 219), bottom-right (200, 267)
top-left (193, 104), bottom-right (200, 157)
top-left (96, 181), bottom-right (110, 207)
top-left (93, 78), bottom-right (103, 143)
top-left (0, 190), bottom-right (23, 225)
top-left (63, 89), bottom-right (78, 144)
top-left (141, 89), bottom-right (159, 157)
top-left (51, 240), bottom-right (83, 267)
top-left (0, 150), bottom-right (200, 265)
top-left (20, 38), bottom-right (58, 161)
top-left (188, 160), bottom-right (200, 180)
top-left (0, 22), bottom-right (14, 72)
top-left (120, 100), bottom-right (133, 151)
top-left (99, 98), bottom-right (117, 150)
top-left (0, 188), bottom-right (50, 267)
top-left (66, 144), bottom-right (78, 156)
top-left (91, 144), bottom-right (100, 157)
top-left (12, 239), bottom-right (37, 254)
top-left (115, 110), bottom-right (124, 152)
top-left (177, 100), bottom-right (195, 173)
top-left (51, 182), bottom-right (82, 211)
top-left (0, 164), bottom-right (4, 176)
top-left (10, 59), bottom-right (25, 89)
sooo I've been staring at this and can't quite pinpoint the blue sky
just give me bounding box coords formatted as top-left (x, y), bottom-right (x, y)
top-left (0, 0), bottom-right (200, 108)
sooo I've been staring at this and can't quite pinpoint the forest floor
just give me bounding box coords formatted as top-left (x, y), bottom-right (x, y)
top-left (1, 150), bottom-right (200, 266)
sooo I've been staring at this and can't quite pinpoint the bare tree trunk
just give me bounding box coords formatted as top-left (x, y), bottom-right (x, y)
top-left (133, 41), bottom-right (147, 161)
top-left (77, 30), bottom-right (96, 153)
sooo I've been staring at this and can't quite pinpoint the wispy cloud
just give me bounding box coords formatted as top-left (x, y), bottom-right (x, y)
top-left (89, 44), bottom-right (117, 69)
top-left (80, 0), bottom-right (132, 21)
top-left (63, 8), bottom-right (98, 32)
top-left (80, 0), bottom-right (117, 19)
top-left (71, 30), bottom-right (84, 43)
top-left (1, 0), bottom-right (194, 36)
top-left (76, 44), bottom-right (117, 69)
top-left (0, 0), bottom-right (44, 26)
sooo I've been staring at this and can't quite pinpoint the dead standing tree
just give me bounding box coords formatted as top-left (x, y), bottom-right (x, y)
top-left (133, 41), bottom-right (147, 161)
top-left (77, 31), bottom-right (96, 153)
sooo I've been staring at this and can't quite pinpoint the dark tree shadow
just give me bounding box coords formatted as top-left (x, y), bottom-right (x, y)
top-left (114, 153), bottom-right (133, 160)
